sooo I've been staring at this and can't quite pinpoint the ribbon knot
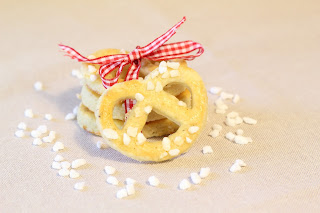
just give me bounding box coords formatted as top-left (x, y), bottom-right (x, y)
top-left (59, 17), bottom-right (204, 112)
top-left (127, 46), bottom-right (142, 63)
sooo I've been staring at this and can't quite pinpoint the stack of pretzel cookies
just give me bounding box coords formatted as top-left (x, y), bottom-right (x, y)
top-left (76, 48), bottom-right (207, 162)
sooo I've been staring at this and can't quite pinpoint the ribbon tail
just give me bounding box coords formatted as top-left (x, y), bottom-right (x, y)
top-left (124, 60), bottom-right (141, 114)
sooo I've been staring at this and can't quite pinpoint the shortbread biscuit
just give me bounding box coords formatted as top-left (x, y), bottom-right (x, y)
top-left (77, 103), bottom-right (179, 138)
top-left (96, 63), bottom-right (208, 162)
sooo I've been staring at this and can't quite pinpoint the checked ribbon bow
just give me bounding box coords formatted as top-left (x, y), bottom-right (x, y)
top-left (59, 17), bottom-right (204, 112)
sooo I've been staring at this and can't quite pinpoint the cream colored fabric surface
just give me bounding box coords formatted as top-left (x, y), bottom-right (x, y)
top-left (1, 0), bottom-right (320, 212)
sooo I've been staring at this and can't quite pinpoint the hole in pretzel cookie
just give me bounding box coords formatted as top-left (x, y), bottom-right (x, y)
top-left (143, 118), bottom-right (180, 142)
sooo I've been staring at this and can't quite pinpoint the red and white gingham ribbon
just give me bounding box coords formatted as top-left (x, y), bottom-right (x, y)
top-left (59, 17), bottom-right (204, 113)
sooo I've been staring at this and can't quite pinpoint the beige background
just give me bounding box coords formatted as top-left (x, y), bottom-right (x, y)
top-left (1, 0), bottom-right (320, 212)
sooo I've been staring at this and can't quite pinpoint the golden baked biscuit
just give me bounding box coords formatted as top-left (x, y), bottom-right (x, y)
top-left (96, 63), bottom-right (207, 162)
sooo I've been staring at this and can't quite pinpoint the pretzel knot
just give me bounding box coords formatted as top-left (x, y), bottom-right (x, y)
top-left (95, 64), bottom-right (208, 162)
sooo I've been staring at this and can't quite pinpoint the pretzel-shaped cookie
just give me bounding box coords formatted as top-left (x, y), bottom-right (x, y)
top-left (96, 63), bottom-right (207, 162)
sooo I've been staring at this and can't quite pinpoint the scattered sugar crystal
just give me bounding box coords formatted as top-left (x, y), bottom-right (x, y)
top-left (71, 159), bottom-right (86, 169)
top-left (144, 106), bottom-right (152, 114)
top-left (103, 129), bottom-right (118, 139)
top-left (235, 159), bottom-right (246, 167)
top-left (235, 116), bottom-right (243, 125)
top-left (125, 178), bottom-right (136, 185)
top-left (215, 108), bottom-right (226, 114)
top-left (123, 133), bottom-right (131, 145)
top-left (127, 127), bottom-right (138, 137)
top-left (14, 128), bottom-right (26, 138)
top-left (190, 173), bottom-right (201, 184)
top-left (135, 93), bottom-right (144, 101)
top-left (234, 135), bottom-right (250, 145)
top-left (229, 163), bottom-right (241, 173)
top-left (160, 152), bottom-right (168, 159)
top-left (17, 122), bottom-right (27, 130)
top-left (186, 137), bottom-right (192, 143)
top-left (159, 62), bottom-right (167, 74)
top-left (107, 176), bottom-right (119, 185)
top-left (209, 87), bottom-right (222, 95)
top-left (188, 126), bottom-right (199, 134)
top-left (232, 94), bottom-right (240, 103)
top-left (137, 133), bottom-right (146, 145)
top-left (65, 113), bottom-right (76, 120)
top-left (44, 114), bottom-right (53, 120)
top-left (87, 65), bottom-right (97, 73)
top-left (220, 92), bottom-right (233, 100)
top-left (148, 176), bottom-right (160, 187)
top-left (167, 61), bottom-right (180, 69)
top-left (225, 132), bottom-right (236, 141)
top-left (162, 137), bottom-right (171, 151)
top-left (151, 70), bottom-right (159, 79)
top-left (116, 189), bottom-right (128, 199)
top-left (51, 161), bottom-right (61, 170)
top-left (31, 130), bottom-right (42, 138)
top-left (69, 169), bottom-right (80, 179)
top-left (24, 109), bottom-right (34, 118)
top-left (52, 142), bottom-right (64, 152)
top-left (202, 146), bottom-right (213, 154)
top-left (32, 138), bottom-right (42, 146)
top-left (49, 131), bottom-right (56, 138)
top-left (174, 136), bottom-right (183, 146)
top-left (42, 136), bottom-right (53, 143)
top-left (147, 81), bottom-right (155, 90)
top-left (170, 70), bottom-right (180, 77)
top-left (71, 69), bottom-right (80, 77)
top-left (161, 72), bottom-right (170, 78)
top-left (236, 129), bottom-right (244, 135)
top-left (58, 169), bottom-right (70, 177)
top-left (73, 106), bottom-right (79, 115)
top-left (199, 167), bottom-right (210, 178)
top-left (74, 182), bottom-right (85, 191)
top-left (243, 117), bottom-right (257, 125)
top-left (96, 141), bottom-right (108, 149)
top-left (54, 155), bottom-right (64, 162)
top-left (104, 166), bottom-right (116, 175)
top-left (209, 129), bottom-right (220, 138)
top-left (155, 81), bottom-right (163, 92)
top-left (126, 184), bottom-right (135, 196)
top-left (225, 118), bottom-right (236, 127)
top-left (89, 74), bottom-right (97, 82)
top-left (34, 81), bottom-right (43, 91)
top-left (61, 161), bottom-right (71, 169)
top-left (213, 124), bottom-right (222, 131)
top-left (178, 101), bottom-right (187, 107)
top-left (227, 111), bottom-right (239, 118)
top-left (37, 125), bottom-right (47, 134)
top-left (179, 179), bottom-right (191, 190)
top-left (169, 149), bottom-right (180, 156)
